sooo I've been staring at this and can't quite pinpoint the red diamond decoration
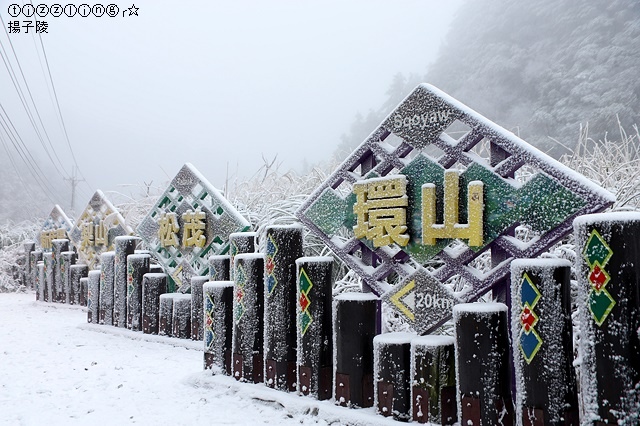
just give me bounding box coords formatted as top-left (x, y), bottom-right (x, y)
top-left (236, 288), bottom-right (244, 302)
top-left (520, 306), bottom-right (536, 332)
top-left (589, 264), bottom-right (609, 291)
top-left (266, 258), bottom-right (275, 275)
top-left (299, 292), bottom-right (310, 312)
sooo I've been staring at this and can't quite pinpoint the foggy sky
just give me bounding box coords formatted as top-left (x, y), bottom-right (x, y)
top-left (1, 0), bottom-right (462, 213)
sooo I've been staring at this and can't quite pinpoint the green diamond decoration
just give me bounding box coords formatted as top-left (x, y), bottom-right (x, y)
top-left (589, 288), bottom-right (616, 326)
top-left (299, 310), bottom-right (313, 336)
top-left (583, 229), bottom-right (613, 268)
top-left (299, 268), bottom-right (313, 294)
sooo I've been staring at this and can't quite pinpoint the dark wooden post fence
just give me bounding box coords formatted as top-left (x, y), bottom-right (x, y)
top-left (510, 259), bottom-right (579, 426)
top-left (99, 251), bottom-right (116, 325)
top-left (203, 281), bottom-right (234, 374)
top-left (32, 252), bottom-right (43, 300)
top-left (142, 272), bottom-right (167, 334)
top-left (373, 332), bottom-right (415, 421)
top-left (454, 302), bottom-right (514, 426)
top-left (190, 276), bottom-right (209, 340)
top-left (171, 294), bottom-right (192, 339)
top-left (70, 264), bottom-right (88, 306)
top-left (87, 270), bottom-right (101, 323)
top-left (411, 335), bottom-right (457, 425)
top-left (51, 238), bottom-right (69, 303)
top-left (334, 293), bottom-right (380, 408)
top-left (43, 252), bottom-right (53, 302)
top-left (208, 254), bottom-right (231, 282)
top-left (295, 256), bottom-right (333, 400)
top-left (574, 212), bottom-right (640, 425)
top-left (264, 225), bottom-right (303, 391)
top-left (61, 251), bottom-right (76, 304)
top-left (126, 253), bottom-right (150, 331)
top-left (114, 236), bottom-right (140, 328)
top-left (232, 253), bottom-right (265, 383)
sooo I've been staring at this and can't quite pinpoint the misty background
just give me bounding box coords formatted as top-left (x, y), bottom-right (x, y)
top-left (0, 0), bottom-right (638, 223)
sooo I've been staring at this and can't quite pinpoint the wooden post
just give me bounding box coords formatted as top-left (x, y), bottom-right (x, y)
top-left (51, 239), bottom-right (69, 303)
top-left (208, 254), bottom-right (231, 281)
top-left (295, 257), bottom-right (333, 400)
top-left (87, 270), bottom-right (101, 323)
top-left (334, 293), bottom-right (380, 408)
top-left (229, 232), bottom-right (256, 279)
top-left (36, 260), bottom-right (44, 302)
top-left (411, 335), bottom-right (457, 425)
top-left (142, 273), bottom-right (167, 334)
top-left (113, 236), bottom-right (140, 328)
top-left (61, 251), bottom-right (76, 304)
top-left (574, 212), bottom-right (640, 425)
top-left (231, 253), bottom-right (264, 383)
top-left (126, 254), bottom-right (150, 331)
top-left (172, 294), bottom-right (192, 339)
top-left (32, 252), bottom-right (43, 300)
top-left (43, 252), bottom-right (53, 302)
top-left (158, 293), bottom-right (175, 336)
top-left (264, 225), bottom-right (303, 391)
top-left (80, 277), bottom-right (88, 307)
top-left (374, 332), bottom-right (415, 421)
top-left (511, 259), bottom-right (579, 426)
top-left (454, 302), bottom-right (514, 426)
top-left (23, 241), bottom-right (36, 289)
top-left (70, 264), bottom-right (88, 305)
top-left (203, 281), bottom-right (234, 374)
top-left (190, 276), bottom-right (209, 340)
top-left (99, 251), bottom-right (116, 325)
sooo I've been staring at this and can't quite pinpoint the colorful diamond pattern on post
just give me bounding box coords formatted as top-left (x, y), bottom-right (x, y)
top-left (298, 267), bottom-right (313, 336)
top-left (265, 234), bottom-right (278, 296)
top-left (583, 229), bottom-right (615, 326)
top-left (519, 273), bottom-right (542, 364)
top-left (235, 265), bottom-right (247, 323)
top-left (204, 292), bottom-right (215, 351)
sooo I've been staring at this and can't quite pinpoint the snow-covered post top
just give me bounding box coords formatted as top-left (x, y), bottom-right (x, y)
top-left (208, 254), bottom-right (230, 282)
top-left (295, 256), bottom-right (333, 400)
top-left (87, 270), bottom-right (101, 324)
top-left (510, 258), bottom-right (578, 425)
top-left (453, 302), bottom-right (513, 426)
top-left (410, 335), bottom-right (457, 425)
top-left (126, 254), bottom-right (150, 331)
top-left (203, 281), bottom-right (234, 375)
top-left (334, 292), bottom-right (380, 408)
top-left (99, 251), bottom-right (115, 326)
top-left (263, 225), bottom-right (303, 392)
top-left (573, 212), bottom-right (640, 424)
top-left (141, 272), bottom-right (167, 335)
top-left (373, 332), bottom-right (416, 421)
top-left (113, 236), bottom-right (140, 328)
top-left (190, 275), bottom-right (210, 341)
top-left (231, 253), bottom-right (265, 384)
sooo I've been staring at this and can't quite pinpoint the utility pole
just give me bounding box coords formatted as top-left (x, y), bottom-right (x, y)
top-left (65, 166), bottom-right (84, 213)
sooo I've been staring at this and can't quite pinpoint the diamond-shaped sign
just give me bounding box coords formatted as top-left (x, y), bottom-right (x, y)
top-left (589, 288), bottom-right (616, 326)
top-left (297, 84), bottom-right (615, 333)
top-left (137, 164), bottom-right (251, 292)
top-left (519, 328), bottom-right (543, 363)
top-left (38, 205), bottom-right (74, 251)
top-left (69, 190), bottom-right (132, 269)
top-left (583, 229), bottom-right (613, 268)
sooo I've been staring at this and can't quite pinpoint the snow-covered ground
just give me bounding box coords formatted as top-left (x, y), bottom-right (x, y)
top-left (0, 292), bottom-right (400, 426)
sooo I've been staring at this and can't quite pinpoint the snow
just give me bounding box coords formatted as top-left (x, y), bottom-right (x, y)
top-left (453, 301), bottom-right (508, 314)
top-left (295, 256), bottom-right (334, 265)
top-left (411, 335), bottom-right (455, 348)
top-left (1, 293), bottom-right (403, 425)
top-left (334, 292), bottom-right (380, 302)
top-left (373, 332), bottom-right (417, 345)
top-left (573, 211), bottom-right (640, 227)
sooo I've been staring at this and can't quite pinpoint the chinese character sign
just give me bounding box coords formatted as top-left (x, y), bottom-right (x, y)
top-left (69, 190), bottom-right (132, 269)
top-left (137, 163), bottom-right (251, 292)
top-left (296, 84), bottom-right (615, 334)
top-left (38, 205), bottom-right (74, 251)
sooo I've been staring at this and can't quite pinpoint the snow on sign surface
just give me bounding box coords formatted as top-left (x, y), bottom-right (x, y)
top-left (137, 163), bottom-right (251, 293)
top-left (69, 190), bottom-right (132, 270)
top-left (38, 204), bottom-right (74, 252)
top-left (296, 83), bottom-right (615, 334)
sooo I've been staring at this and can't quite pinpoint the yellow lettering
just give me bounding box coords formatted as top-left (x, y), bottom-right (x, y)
top-left (182, 208), bottom-right (206, 248)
